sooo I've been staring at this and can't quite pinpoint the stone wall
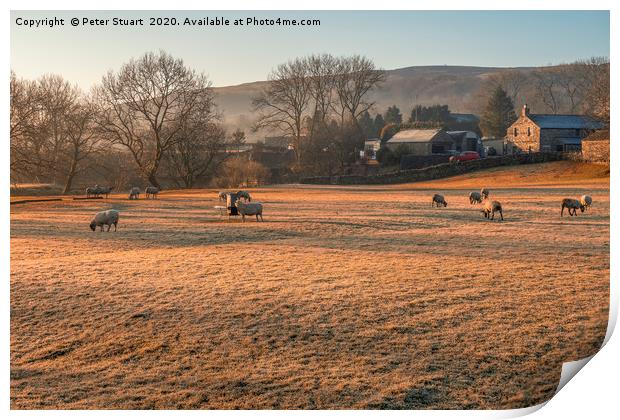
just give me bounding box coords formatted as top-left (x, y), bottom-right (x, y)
top-left (581, 140), bottom-right (610, 163)
top-left (400, 154), bottom-right (450, 170)
top-left (300, 153), bottom-right (563, 185)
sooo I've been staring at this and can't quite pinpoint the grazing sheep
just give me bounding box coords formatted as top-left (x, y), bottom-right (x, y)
top-left (218, 191), bottom-right (228, 202)
top-left (145, 186), bottom-right (159, 199)
top-left (481, 200), bottom-right (503, 221)
top-left (580, 195), bottom-right (593, 211)
top-left (431, 194), bottom-right (447, 207)
top-left (236, 200), bottom-right (263, 222)
top-left (96, 186), bottom-right (113, 198)
top-left (480, 188), bottom-right (490, 199)
top-left (85, 186), bottom-right (98, 198)
top-left (128, 187), bottom-right (140, 200)
top-left (89, 209), bottom-right (120, 232)
top-left (469, 191), bottom-right (483, 204)
top-left (561, 198), bottom-right (584, 217)
top-left (236, 190), bottom-right (252, 202)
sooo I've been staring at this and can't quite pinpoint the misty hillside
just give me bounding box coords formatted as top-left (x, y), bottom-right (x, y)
top-left (212, 65), bottom-right (537, 142)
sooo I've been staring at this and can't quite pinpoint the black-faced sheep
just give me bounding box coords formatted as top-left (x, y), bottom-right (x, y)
top-left (469, 191), bottom-right (483, 204)
top-left (431, 194), bottom-right (447, 207)
top-left (90, 209), bottom-right (120, 232)
top-left (561, 198), bottom-right (584, 217)
top-left (480, 188), bottom-right (490, 199)
top-left (145, 186), bottom-right (159, 199)
top-left (236, 200), bottom-right (263, 222)
top-left (218, 191), bottom-right (227, 202)
top-left (481, 200), bottom-right (503, 221)
top-left (580, 195), bottom-right (593, 211)
top-left (128, 187), bottom-right (140, 200)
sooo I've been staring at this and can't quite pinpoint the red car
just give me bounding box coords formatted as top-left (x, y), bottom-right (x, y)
top-left (449, 151), bottom-right (480, 162)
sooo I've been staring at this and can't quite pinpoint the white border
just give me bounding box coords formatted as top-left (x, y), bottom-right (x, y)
top-left (2, 1), bottom-right (617, 419)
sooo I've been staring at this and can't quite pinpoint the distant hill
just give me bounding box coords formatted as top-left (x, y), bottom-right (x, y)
top-left (212, 65), bottom-right (537, 142)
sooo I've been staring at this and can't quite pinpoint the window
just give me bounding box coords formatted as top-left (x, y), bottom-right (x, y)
top-left (527, 127), bottom-right (531, 136)
top-left (575, 129), bottom-right (580, 136)
top-left (514, 127), bottom-right (518, 136)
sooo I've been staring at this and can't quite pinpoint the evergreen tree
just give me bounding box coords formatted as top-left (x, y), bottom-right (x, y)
top-left (384, 105), bottom-right (402, 125)
top-left (373, 114), bottom-right (385, 137)
top-left (479, 86), bottom-right (517, 138)
top-left (358, 110), bottom-right (375, 139)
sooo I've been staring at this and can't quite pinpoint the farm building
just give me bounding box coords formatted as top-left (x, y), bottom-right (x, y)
top-left (581, 129), bottom-right (610, 163)
top-left (505, 105), bottom-right (604, 152)
top-left (481, 137), bottom-right (510, 156)
top-left (446, 131), bottom-right (480, 152)
top-left (363, 138), bottom-right (381, 160)
top-left (385, 129), bottom-right (455, 155)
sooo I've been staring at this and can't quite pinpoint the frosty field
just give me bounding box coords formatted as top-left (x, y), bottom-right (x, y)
top-left (10, 162), bottom-right (610, 409)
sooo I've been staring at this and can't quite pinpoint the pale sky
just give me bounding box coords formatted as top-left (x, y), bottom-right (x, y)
top-left (10, 10), bottom-right (610, 89)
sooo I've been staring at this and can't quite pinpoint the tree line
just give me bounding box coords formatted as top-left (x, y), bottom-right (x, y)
top-left (11, 51), bottom-right (236, 192)
top-left (252, 53), bottom-right (385, 175)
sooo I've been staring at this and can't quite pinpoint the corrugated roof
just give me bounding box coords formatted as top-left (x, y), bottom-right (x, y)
top-left (529, 114), bottom-right (604, 129)
top-left (387, 129), bottom-right (443, 143)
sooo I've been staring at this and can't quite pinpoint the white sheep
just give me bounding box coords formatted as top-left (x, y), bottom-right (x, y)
top-left (145, 186), bottom-right (159, 199)
top-left (469, 191), bottom-right (482, 204)
top-left (580, 195), bottom-right (593, 211)
top-left (431, 194), bottom-right (447, 207)
top-left (481, 199), bottom-right (503, 221)
top-left (561, 198), bottom-right (584, 217)
top-left (236, 200), bottom-right (263, 222)
top-left (128, 187), bottom-right (140, 200)
top-left (90, 209), bottom-right (120, 232)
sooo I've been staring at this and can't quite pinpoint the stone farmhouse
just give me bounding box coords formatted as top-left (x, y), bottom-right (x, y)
top-left (506, 105), bottom-right (604, 153)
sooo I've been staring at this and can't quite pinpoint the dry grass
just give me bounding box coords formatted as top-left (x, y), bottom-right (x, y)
top-left (11, 162), bottom-right (609, 409)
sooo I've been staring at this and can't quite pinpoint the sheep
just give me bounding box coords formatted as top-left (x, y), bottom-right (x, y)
top-left (235, 200), bottom-right (263, 222)
top-left (431, 194), bottom-right (447, 207)
top-left (85, 186), bottom-right (98, 198)
top-left (218, 191), bottom-right (228, 202)
top-left (480, 188), bottom-right (490, 200)
top-left (580, 195), bottom-right (593, 211)
top-left (89, 209), bottom-right (120, 232)
top-left (469, 191), bottom-right (483, 204)
top-left (128, 187), bottom-right (140, 200)
top-left (236, 190), bottom-right (252, 202)
top-left (561, 198), bottom-right (584, 217)
top-left (98, 186), bottom-right (113, 198)
top-left (145, 186), bottom-right (159, 199)
top-left (481, 199), bottom-right (504, 221)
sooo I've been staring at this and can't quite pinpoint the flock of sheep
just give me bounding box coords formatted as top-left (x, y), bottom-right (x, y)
top-left (86, 186), bottom-right (594, 232)
top-left (128, 186), bottom-right (160, 200)
top-left (431, 188), bottom-right (593, 221)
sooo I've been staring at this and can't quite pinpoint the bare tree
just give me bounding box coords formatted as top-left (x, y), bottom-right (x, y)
top-left (332, 55), bottom-right (386, 126)
top-left (61, 101), bottom-right (102, 194)
top-left (94, 51), bottom-right (212, 189)
top-left (10, 72), bottom-right (39, 181)
top-left (532, 68), bottom-right (561, 114)
top-left (252, 57), bottom-right (312, 165)
top-left (577, 57), bottom-right (610, 124)
top-left (164, 91), bottom-right (226, 188)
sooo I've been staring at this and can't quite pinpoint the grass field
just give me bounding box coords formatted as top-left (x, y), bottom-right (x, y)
top-left (10, 161), bottom-right (610, 409)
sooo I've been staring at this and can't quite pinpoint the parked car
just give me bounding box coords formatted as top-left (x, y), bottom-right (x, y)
top-left (449, 151), bottom-right (480, 162)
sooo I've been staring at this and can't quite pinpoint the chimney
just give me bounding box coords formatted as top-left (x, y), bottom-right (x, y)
top-left (521, 104), bottom-right (529, 117)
